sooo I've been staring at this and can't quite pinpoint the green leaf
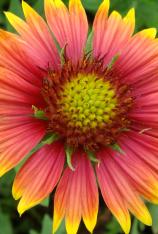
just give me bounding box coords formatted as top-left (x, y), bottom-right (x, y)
top-left (131, 219), bottom-right (139, 234)
top-left (107, 54), bottom-right (120, 70)
top-left (82, 0), bottom-right (102, 12)
top-left (15, 133), bottom-right (59, 173)
top-left (40, 198), bottom-right (49, 207)
top-left (86, 150), bottom-right (100, 163)
top-left (33, 0), bottom-right (44, 17)
top-left (30, 231), bottom-right (39, 234)
top-left (32, 106), bottom-right (48, 120)
top-left (149, 204), bottom-right (158, 234)
top-left (30, 217), bottom-right (66, 234)
top-left (135, 0), bottom-right (158, 31)
top-left (65, 146), bottom-right (75, 171)
top-left (41, 133), bottom-right (59, 145)
top-left (51, 32), bottom-right (62, 55)
top-left (106, 217), bottom-right (121, 234)
top-left (60, 44), bottom-right (67, 65)
top-left (110, 143), bottom-right (125, 155)
top-left (6, 0), bottom-right (23, 32)
top-left (0, 209), bottom-right (13, 234)
top-left (14, 141), bottom-right (43, 173)
top-left (85, 30), bottom-right (93, 55)
top-left (41, 215), bottom-right (52, 234)
top-left (56, 221), bottom-right (66, 234)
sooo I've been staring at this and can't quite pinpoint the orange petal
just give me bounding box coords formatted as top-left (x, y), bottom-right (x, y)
top-left (0, 68), bottom-right (41, 105)
top-left (5, 1), bottom-right (60, 69)
top-left (45, 0), bottom-right (88, 64)
top-left (96, 151), bottom-right (131, 234)
top-left (118, 133), bottom-right (158, 203)
top-left (0, 29), bottom-right (42, 84)
top-left (45, 0), bottom-right (71, 47)
top-left (69, 0), bottom-right (88, 63)
top-left (115, 28), bottom-right (158, 82)
top-left (0, 117), bottom-right (46, 177)
top-left (80, 153), bottom-right (99, 233)
top-left (123, 8), bottom-right (135, 36)
top-left (93, 0), bottom-right (110, 58)
top-left (98, 150), bottom-right (152, 228)
top-left (14, 141), bottom-right (65, 215)
top-left (53, 151), bottom-right (98, 234)
top-left (93, 7), bottom-right (135, 66)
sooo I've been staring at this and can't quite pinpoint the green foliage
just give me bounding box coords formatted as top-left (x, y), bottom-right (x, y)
top-left (30, 216), bottom-right (66, 234)
top-left (106, 217), bottom-right (122, 234)
top-left (0, 211), bottom-right (13, 234)
top-left (6, 0), bottom-right (23, 32)
top-left (149, 204), bottom-right (158, 234)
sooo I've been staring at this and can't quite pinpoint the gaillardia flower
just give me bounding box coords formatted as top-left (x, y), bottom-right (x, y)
top-left (1, 0), bottom-right (158, 233)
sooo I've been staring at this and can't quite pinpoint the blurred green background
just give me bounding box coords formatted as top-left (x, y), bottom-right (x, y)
top-left (0, 0), bottom-right (158, 234)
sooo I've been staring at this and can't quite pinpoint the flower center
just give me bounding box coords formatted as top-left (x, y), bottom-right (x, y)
top-left (41, 58), bottom-right (133, 151)
top-left (57, 73), bottom-right (117, 131)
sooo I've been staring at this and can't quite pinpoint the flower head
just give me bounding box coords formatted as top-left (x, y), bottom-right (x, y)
top-left (1, 0), bottom-right (158, 233)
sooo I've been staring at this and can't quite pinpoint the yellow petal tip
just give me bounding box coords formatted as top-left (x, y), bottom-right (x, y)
top-left (17, 204), bottom-right (25, 217)
top-left (12, 187), bottom-right (21, 201)
top-left (140, 28), bottom-right (157, 39)
top-left (111, 10), bottom-right (121, 19)
top-left (144, 213), bottom-right (152, 226)
top-left (102, 0), bottom-right (110, 9)
top-left (124, 8), bottom-right (135, 23)
top-left (95, 0), bottom-right (110, 17)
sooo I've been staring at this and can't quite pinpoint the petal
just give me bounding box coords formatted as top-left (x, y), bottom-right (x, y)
top-left (53, 153), bottom-right (82, 234)
top-left (117, 135), bottom-right (158, 204)
top-left (129, 96), bottom-right (158, 132)
top-left (13, 141), bottom-right (65, 215)
top-left (93, 0), bottom-right (110, 56)
top-left (96, 151), bottom-right (131, 234)
top-left (45, 0), bottom-right (71, 47)
top-left (114, 28), bottom-right (158, 82)
top-left (5, 1), bottom-right (60, 69)
top-left (93, 7), bottom-right (135, 65)
top-left (0, 29), bottom-right (42, 85)
top-left (0, 104), bottom-right (31, 116)
top-left (45, 0), bottom-right (88, 64)
top-left (123, 8), bottom-right (135, 33)
top-left (80, 153), bottom-right (99, 233)
top-left (96, 149), bottom-right (152, 233)
top-left (139, 28), bottom-right (157, 39)
top-left (0, 68), bottom-right (42, 106)
top-left (69, 0), bottom-right (88, 63)
top-left (53, 151), bottom-right (98, 234)
top-left (0, 117), bottom-right (46, 176)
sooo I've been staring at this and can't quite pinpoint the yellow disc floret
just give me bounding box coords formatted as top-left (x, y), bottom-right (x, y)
top-left (57, 73), bottom-right (117, 131)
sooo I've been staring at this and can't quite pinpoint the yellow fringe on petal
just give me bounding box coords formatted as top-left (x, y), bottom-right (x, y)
top-left (110, 10), bottom-right (122, 20)
top-left (69, 0), bottom-right (82, 6)
top-left (22, 0), bottom-right (39, 18)
top-left (66, 220), bottom-right (80, 234)
top-left (136, 207), bottom-right (152, 227)
top-left (124, 8), bottom-right (135, 25)
top-left (69, 0), bottom-right (85, 13)
top-left (99, 0), bottom-right (110, 14)
top-left (4, 11), bottom-right (25, 30)
top-left (139, 28), bottom-right (157, 39)
top-left (93, 0), bottom-right (110, 25)
top-left (117, 212), bottom-right (131, 234)
top-left (45, 0), bottom-right (65, 9)
top-left (52, 212), bottom-right (64, 234)
top-left (83, 214), bottom-right (97, 234)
